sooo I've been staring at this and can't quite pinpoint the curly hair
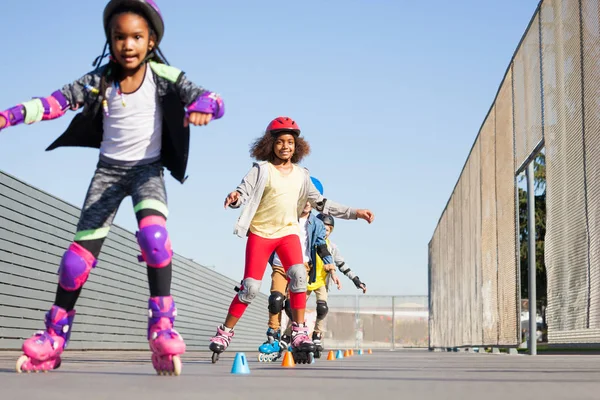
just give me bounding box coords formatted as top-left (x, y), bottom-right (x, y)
top-left (250, 132), bottom-right (311, 163)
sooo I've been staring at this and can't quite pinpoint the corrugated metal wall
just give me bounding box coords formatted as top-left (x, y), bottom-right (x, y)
top-left (0, 170), bottom-right (268, 351)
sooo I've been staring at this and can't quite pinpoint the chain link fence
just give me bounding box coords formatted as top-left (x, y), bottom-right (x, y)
top-left (430, 0), bottom-right (600, 348)
top-left (295, 295), bottom-right (429, 350)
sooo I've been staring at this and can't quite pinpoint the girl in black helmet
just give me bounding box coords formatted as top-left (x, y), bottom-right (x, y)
top-left (0, 0), bottom-right (224, 375)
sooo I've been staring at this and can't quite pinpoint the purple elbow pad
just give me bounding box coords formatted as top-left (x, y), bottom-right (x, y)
top-left (39, 90), bottom-right (70, 121)
top-left (0, 105), bottom-right (25, 130)
top-left (186, 92), bottom-right (224, 120)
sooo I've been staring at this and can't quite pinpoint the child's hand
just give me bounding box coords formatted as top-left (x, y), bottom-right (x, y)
top-left (356, 209), bottom-right (375, 223)
top-left (323, 264), bottom-right (336, 272)
top-left (358, 283), bottom-right (367, 294)
top-left (224, 191), bottom-right (240, 209)
top-left (332, 274), bottom-right (342, 290)
top-left (0, 115), bottom-right (6, 130)
top-left (184, 112), bottom-right (212, 127)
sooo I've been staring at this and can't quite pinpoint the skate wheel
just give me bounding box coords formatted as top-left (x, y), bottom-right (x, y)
top-left (172, 355), bottom-right (182, 376)
top-left (258, 353), bottom-right (264, 362)
top-left (308, 352), bottom-right (315, 364)
top-left (16, 355), bottom-right (32, 373)
top-left (211, 352), bottom-right (219, 364)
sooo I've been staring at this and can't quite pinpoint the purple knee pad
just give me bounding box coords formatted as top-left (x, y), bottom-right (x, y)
top-left (58, 243), bottom-right (97, 291)
top-left (136, 224), bottom-right (173, 268)
top-left (147, 296), bottom-right (177, 340)
top-left (186, 91), bottom-right (225, 120)
top-left (45, 305), bottom-right (76, 349)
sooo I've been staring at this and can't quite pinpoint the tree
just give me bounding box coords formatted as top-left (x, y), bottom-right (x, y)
top-left (519, 152), bottom-right (547, 329)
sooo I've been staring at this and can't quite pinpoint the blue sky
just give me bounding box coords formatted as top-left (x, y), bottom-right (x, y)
top-left (0, 0), bottom-right (539, 296)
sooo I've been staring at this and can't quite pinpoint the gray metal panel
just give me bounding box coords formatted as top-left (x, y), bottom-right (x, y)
top-left (0, 170), bottom-right (268, 351)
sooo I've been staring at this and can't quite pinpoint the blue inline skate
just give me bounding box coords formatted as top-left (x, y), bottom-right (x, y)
top-left (258, 328), bottom-right (284, 362)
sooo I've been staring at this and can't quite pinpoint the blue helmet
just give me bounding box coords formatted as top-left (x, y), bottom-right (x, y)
top-left (311, 176), bottom-right (323, 195)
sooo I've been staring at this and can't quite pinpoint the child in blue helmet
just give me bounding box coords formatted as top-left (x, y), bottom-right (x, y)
top-left (0, 0), bottom-right (224, 375)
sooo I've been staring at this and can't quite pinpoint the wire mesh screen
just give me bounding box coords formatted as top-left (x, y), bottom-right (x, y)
top-left (471, 138), bottom-right (483, 345)
top-left (513, 13), bottom-right (544, 171)
top-left (581, 1), bottom-right (600, 333)
top-left (460, 172), bottom-right (473, 345)
top-left (543, 0), bottom-right (592, 342)
top-left (480, 110), bottom-right (500, 345)
top-left (430, 0), bottom-right (600, 348)
top-left (495, 69), bottom-right (520, 346)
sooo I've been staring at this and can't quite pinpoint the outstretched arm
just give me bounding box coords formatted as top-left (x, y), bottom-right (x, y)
top-left (174, 72), bottom-right (224, 126)
top-left (0, 70), bottom-right (102, 132)
top-left (0, 90), bottom-right (71, 131)
top-left (331, 242), bottom-right (367, 293)
top-left (306, 176), bottom-right (374, 223)
top-left (224, 164), bottom-right (260, 209)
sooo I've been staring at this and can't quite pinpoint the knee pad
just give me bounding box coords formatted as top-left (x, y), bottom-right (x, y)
top-left (284, 299), bottom-right (292, 319)
top-left (286, 263), bottom-right (307, 293)
top-left (268, 291), bottom-right (285, 315)
top-left (237, 278), bottom-right (262, 304)
top-left (58, 242), bottom-right (97, 291)
top-left (136, 216), bottom-right (173, 268)
top-left (316, 300), bottom-right (329, 320)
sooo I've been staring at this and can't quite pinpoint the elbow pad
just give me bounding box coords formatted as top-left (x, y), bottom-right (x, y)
top-left (316, 243), bottom-right (331, 259)
top-left (0, 90), bottom-right (69, 130)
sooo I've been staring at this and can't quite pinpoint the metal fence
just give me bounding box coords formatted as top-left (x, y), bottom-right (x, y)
top-left (300, 295), bottom-right (429, 350)
top-left (429, 0), bottom-right (600, 348)
top-left (0, 170), bottom-right (268, 351)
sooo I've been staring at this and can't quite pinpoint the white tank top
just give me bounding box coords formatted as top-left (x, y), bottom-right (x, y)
top-left (100, 64), bottom-right (163, 163)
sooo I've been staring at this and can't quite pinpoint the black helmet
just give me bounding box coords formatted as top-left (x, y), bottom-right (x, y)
top-left (103, 0), bottom-right (165, 45)
top-left (317, 214), bottom-right (334, 227)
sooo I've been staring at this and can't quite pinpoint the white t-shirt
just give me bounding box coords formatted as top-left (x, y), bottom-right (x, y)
top-left (272, 216), bottom-right (309, 267)
top-left (100, 64), bottom-right (163, 163)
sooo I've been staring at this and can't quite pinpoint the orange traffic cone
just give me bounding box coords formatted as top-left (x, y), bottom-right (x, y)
top-left (327, 350), bottom-right (335, 360)
top-left (368, 349), bottom-right (373, 354)
top-left (350, 349), bottom-right (354, 356)
top-left (344, 350), bottom-right (350, 357)
top-left (281, 351), bottom-right (295, 368)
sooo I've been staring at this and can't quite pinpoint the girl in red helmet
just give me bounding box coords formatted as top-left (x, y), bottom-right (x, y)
top-left (209, 117), bottom-right (374, 364)
top-left (0, 0), bottom-right (224, 375)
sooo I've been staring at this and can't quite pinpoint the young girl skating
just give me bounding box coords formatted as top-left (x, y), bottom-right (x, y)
top-left (0, 0), bottom-right (224, 375)
top-left (208, 116), bottom-right (373, 364)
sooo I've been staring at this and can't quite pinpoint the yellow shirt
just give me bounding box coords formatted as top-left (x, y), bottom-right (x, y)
top-left (307, 238), bottom-right (330, 291)
top-left (249, 163), bottom-right (304, 239)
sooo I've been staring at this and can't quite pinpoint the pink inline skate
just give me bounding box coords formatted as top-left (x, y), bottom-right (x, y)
top-left (16, 305), bottom-right (75, 373)
top-left (290, 321), bottom-right (316, 364)
top-left (209, 325), bottom-right (234, 363)
top-left (148, 296), bottom-right (186, 375)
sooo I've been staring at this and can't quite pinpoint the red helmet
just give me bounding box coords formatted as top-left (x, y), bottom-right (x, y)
top-left (266, 116), bottom-right (300, 136)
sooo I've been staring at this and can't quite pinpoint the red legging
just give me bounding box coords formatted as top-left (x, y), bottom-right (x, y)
top-left (228, 232), bottom-right (305, 318)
